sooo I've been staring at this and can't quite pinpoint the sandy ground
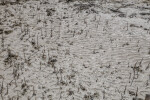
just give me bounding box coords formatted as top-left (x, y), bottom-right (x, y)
top-left (0, 0), bottom-right (150, 100)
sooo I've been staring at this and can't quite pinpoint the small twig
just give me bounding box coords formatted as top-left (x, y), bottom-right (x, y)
top-left (0, 79), bottom-right (4, 100)
top-left (124, 85), bottom-right (127, 94)
top-left (135, 87), bottom-right (138, 98)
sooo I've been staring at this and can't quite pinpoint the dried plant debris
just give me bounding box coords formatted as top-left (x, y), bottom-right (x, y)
top-left (0, 0), bottom-right (150, 100)
top-left (145, 94), bottom-right (150, 100)
top-left (46, 8), bottom-right (56, 16)
top-left (133, 98), bottom-right (143, 100)
top-left (4, 30), bottom-right (13, 35)
top-left (0, 29), bottom-right (3, 34)
top-left (74, 3), bottom-right (96, 11)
